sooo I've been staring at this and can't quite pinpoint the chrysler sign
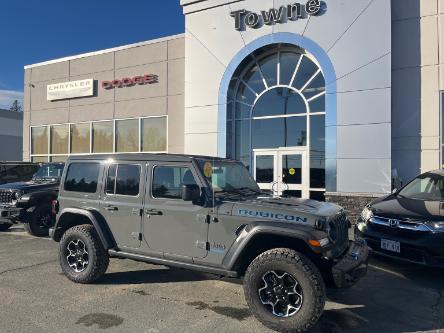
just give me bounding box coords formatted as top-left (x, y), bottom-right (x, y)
top-left (230, 0), bottom-right (322, 31)
top-left (47, 79), bottom-right (94, 101)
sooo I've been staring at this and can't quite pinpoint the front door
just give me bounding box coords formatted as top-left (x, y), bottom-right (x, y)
top-left (143, 163), bottom-right (209, 259)
top-left (253, 149), bottom-right (308, 198)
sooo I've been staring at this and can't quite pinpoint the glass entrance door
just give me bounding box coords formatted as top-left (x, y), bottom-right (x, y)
top-left (253, 149), bottom-right (308, 198)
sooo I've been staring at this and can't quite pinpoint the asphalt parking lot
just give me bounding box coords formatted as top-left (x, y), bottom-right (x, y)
top-left (0, 226), bottom-right (443, 333)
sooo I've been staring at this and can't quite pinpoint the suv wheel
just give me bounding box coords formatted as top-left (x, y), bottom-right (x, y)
top-left (23, 204), bottom-right (52, 237)
top-left (0, 223), bottom-right (11, 231)
top-left (243, 248), bottom-right (325, 333)
top-left (59, 224), bottom-right (109, 284)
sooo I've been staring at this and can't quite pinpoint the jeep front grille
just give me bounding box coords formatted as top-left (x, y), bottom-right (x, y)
top-left (328, 212), bottom-right (349, 245)
top-left (0, 190), bottom-right (13, 204)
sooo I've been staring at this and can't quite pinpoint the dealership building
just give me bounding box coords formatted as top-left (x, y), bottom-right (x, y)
top-left (22, 0), bottom-right (443, 212)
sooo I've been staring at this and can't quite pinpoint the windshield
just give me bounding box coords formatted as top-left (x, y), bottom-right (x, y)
top-left (197, 159), bottom-right (261, 196)
top-left (398, 174), bottom-right (444, 200)
top-left (33, 163), bottom-right (65, 180)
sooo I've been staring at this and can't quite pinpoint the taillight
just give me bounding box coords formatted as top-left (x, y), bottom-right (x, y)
top-left (51, 200), bottom-right (59, 215)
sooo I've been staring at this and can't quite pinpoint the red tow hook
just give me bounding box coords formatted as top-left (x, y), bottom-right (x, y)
top-left (51, 200), bottom-right (59, 215)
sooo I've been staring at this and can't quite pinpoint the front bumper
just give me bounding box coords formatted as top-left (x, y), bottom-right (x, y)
top-left (356, 221), bottom-right (444, 267)
top-left (331, 238), bottom-right (369, 288)
top-left (0, 206), bottom-right (23, 222)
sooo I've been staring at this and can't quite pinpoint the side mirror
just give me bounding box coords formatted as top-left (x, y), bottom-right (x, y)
top-left (392, 188), bottom-right (398, 194)
top-left (181, 184), bottom-right (200, 202)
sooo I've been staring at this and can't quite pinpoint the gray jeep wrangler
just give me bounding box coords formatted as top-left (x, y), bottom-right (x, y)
top-left (51, 154), bottom-right (368, 333)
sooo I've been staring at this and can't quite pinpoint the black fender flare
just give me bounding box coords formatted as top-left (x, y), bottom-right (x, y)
top-left (54, 208), bottom-right (116, 250)
top-left (19, 190), bottom-right (58, 208)
top-left (222, 221), bottom-right (327, 270)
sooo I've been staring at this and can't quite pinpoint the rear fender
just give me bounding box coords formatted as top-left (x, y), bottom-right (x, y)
top-left (53, 208), bottom-right (116, 249)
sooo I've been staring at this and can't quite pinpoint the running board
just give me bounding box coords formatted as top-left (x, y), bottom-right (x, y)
top-left (108, 249), bottom-right (238, 278)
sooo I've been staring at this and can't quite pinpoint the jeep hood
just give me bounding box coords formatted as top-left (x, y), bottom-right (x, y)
top-left (220, 195), bottom-right (342, 223)
top-left (0, 180), bottom-right (60, 192)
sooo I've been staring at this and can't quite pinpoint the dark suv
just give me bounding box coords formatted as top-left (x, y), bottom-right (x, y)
top-left (0, 162), bottom-right (40, 185)
top-left (0, 163), bottom-right (64, 235)
top-left (51, 154), bottom-right (368, 332)
top-left (356, 169), bottom-right (444, 267)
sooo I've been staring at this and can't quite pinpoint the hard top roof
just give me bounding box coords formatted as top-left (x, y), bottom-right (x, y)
top-left (67, 153), bottom-right (236, 163)
top-left (425, 169), bottom-right (444, 176)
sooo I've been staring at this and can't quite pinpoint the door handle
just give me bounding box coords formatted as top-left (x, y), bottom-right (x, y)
top-left (146, 209), bottom-right (163, 216)
top-left (105, 206), bottom-right (118, 211)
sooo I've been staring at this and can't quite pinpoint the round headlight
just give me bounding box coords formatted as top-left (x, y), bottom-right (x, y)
top-left (361, 206), bottom-right (373, 222)
top-left (14, 191), bottom-right (23, 200)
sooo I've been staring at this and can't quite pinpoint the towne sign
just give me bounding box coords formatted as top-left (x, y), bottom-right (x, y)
top-left (230, 0), bottom-right (322, 31)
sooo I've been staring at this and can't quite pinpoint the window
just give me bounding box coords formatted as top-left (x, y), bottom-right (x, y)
top-left (399, 174), bottom-right (444, 200)
top-left (64, 163), bottom-right (100, 193)
top-left (197, 159), bottom-right (260, 193)
top-left (92, 121), bottom-right (113, 153)
top-left (31, 156), bottom-right (48, 163)
top-left (50, 125), bottom-right (69, 155)
top-left (252, 117), bottom-right (307, 149)
top-left (50, 156), bottom-right (68, 162)
top-left (29, 116), bottom-right (168, 161)
top-left (116, 119), bottom-right (139, 153)
top-left (31, 126), bottom-right (49, 155)
top-left (141, 117), bottom-right (167, 152)
top-left (106, 164), bottom-right (141, 196)
top-left (442, 92), bottom-right (444, 169)
top-left (106, 164), bottom-right (117, 194)
top-left (227, 44), bottom-right (326, 200)
top-left (71, 123), bottom-right (90, 154)
top-left (152, 166), bottom-right (197, 199)
top-left (34, 163), bottom-right (65, 180)
top-left (310, 115), bottom-right (325, 189)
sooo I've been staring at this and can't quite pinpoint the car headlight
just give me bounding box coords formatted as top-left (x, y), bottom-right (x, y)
top-left (11, 191), bottom-right (23, 204)
top-left (426, 221), bottom-right (444, 231)
top-left (13, 191), bottom-right (23, 200)
top-left (361, 206), bottom-right (373, 222)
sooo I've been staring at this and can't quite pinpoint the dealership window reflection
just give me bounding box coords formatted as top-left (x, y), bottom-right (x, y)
top-left (116, 119), bottom-right (139, 153)
top-left (30, 116), bottom-right (168, 161)
top-left (142, 117), bottom-right (167, 152)
top-left (71, 123), bottom-right (90, 154)
top-left (50, 124), bottom-right (69, 155)
top-left (31, 126), bottom-right (49, 155)
top-left (226, 43), bottom-right (326, 199)
top-left (92, 121), bottom-right (113, 153)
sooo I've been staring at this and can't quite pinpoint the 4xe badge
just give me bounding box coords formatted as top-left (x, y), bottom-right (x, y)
top-left (230, 0), bottom-right (323, 31)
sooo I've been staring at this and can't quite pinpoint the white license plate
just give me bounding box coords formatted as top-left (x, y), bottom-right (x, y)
top-left (381, 239), bottom-right (400, 253)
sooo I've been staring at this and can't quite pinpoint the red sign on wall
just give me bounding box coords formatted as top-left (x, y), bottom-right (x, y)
top-left (102, 74), bottom-right (158, 89)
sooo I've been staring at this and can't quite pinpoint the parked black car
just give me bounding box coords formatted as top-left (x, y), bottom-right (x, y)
top-left (0, 162), bottom-right (40, 185)
top-left (356, 169), bottom-right (444, 267)
top-left (0, 163), bottom-right (64, 236)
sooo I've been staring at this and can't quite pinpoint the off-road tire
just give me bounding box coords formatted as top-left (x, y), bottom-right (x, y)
top-left (23, 204), bottom-right (52, 237)
top-left (0, 223), bottom-right (12, 231)
top-left (59, 224), bottom-right (109, 284)
top-left (243, 248), bottom-right (326, 333)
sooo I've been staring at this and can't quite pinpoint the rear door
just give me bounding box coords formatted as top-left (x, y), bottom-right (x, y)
top-left (100, 162), bottom-right (145, 249)
top-left (143, 163), bottom-right (209, 259)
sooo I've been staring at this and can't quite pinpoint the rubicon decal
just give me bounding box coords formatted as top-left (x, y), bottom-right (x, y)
top-left (238, 209), bottom-right (308, 223)
top-left (102, 74), bottom-right (158, 89)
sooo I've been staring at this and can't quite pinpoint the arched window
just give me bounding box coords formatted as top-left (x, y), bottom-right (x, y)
top-left (226, 44), bottom-right (326, 199)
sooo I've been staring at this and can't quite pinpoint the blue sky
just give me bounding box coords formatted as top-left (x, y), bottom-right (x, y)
top-left (0, 0), bottom-right (184, 109)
